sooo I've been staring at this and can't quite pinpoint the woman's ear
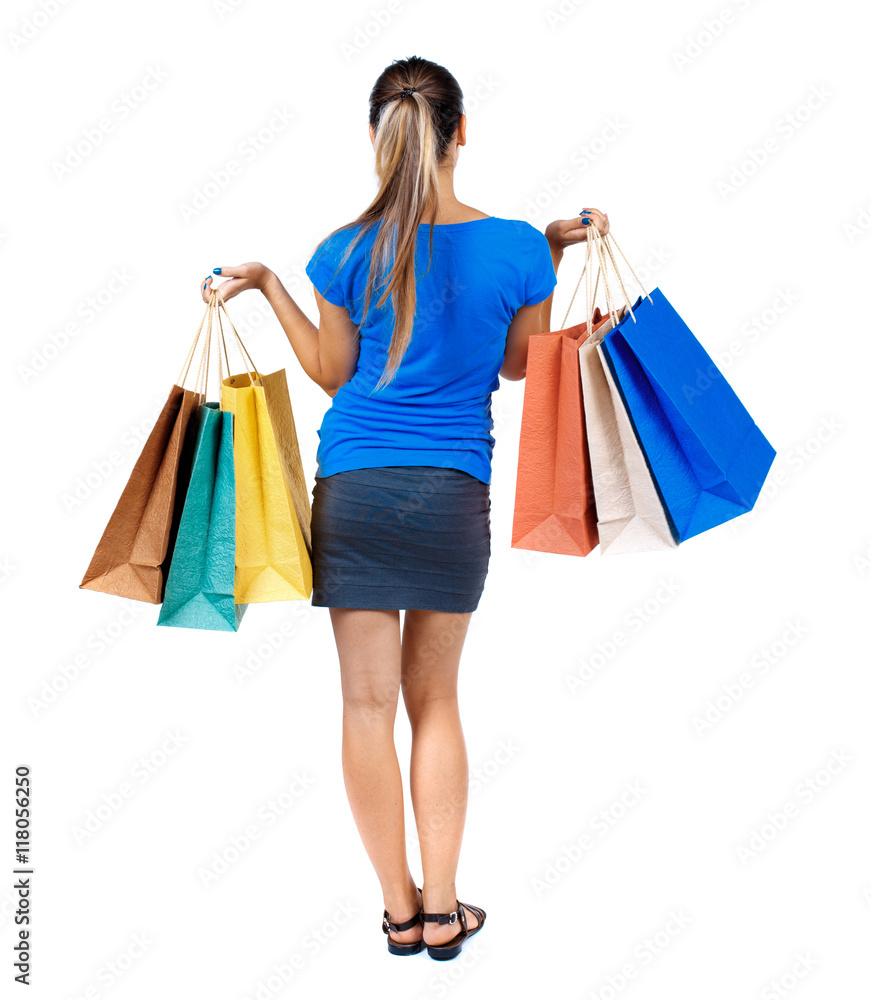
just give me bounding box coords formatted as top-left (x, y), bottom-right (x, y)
top-left (456, 114), bottom-right (467, 147)
top-left (369, 123), bottom-right (376, 147)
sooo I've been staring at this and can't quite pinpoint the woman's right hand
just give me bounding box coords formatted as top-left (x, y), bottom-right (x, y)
top-left (200, 262), bottom-right (274, 304)
top-left (545, 209), bottom-right (609, 251)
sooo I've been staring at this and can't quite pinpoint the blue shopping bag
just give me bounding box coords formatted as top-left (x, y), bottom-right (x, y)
top-left (599, 287), bottom-right (776, 541)
top-left (158, 402), bottom-right (248, 631)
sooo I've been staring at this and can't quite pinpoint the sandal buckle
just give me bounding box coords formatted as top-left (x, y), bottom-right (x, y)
top-left (447, 910), bottom-right (458, 924)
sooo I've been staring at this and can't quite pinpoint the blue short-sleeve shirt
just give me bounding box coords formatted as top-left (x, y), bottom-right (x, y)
top-left (304, 216), bottom-right (557, 485)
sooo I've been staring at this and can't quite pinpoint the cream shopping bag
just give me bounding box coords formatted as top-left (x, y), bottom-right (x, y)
top-left (575, 232), bottom-right (679, 554)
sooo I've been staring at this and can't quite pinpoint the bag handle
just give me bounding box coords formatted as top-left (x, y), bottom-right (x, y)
top-left (559, 220), bottom-right (656, 333)
top-left (177, 286), bottom-right (264, 402)
top-left (213, 289), bottom-right (261, 387)
top-left (177, 293), bottom-right (218, 399)
top-left (560, 238), bottom-right (600, 330)
top-left (177, 291), bottom-right (235, 403)
top-left (193, 292), bottom-right (224, 402)
top-left (585, 224), bottom-right (623, 341)
top-left (177, 295), bottom-right (215, 391)
top-left (601, 229), bottom-right (653, 311)
top-left (587, 225), bottom-right (656, 332)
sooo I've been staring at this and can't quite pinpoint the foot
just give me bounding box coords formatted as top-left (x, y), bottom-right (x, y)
top-left (385, 886), bottom-right (423, 947)
top-left (421, 894), bottom-right (481, 948)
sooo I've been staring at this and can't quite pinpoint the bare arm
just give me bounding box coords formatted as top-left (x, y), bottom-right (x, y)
top-left (202, 263), bottom-right (360, 398)
top-left (262, 271), bottom-right (360, 397)
top-left (499, 302), bottom-right (551, 381)
top-left (498, 243), bottom-right (564, 382)
top-left (538, 243), bottom-right (564, 335)
top-left (498, 210), bottom-right (609, 381)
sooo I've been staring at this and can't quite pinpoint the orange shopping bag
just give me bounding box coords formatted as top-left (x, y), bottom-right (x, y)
top-left (511, 305), bottom-right (613, 556)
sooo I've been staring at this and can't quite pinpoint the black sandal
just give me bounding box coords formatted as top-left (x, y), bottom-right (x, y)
top-left (382, 886), bottom-right (423, 956)
top-left (420, 899), bottom-right (486, 961)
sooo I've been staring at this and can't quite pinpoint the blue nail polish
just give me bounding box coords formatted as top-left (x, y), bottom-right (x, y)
top-left (580, 210), bottom-right (591, 215)
top-left (213, 268), bottom-right (222, 275)
top-left (203, 282), bottom-right (207, 289)
top-left (582, 218), bottom-right (590, 225)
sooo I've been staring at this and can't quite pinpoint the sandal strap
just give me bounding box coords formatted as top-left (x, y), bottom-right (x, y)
top-left (382, 908), bottom-right (422, 934)
top-left (382, 888), bottom-right (424, 935)
top-left (421, 901), bottom-right (466, 928)
top-left (382, 886), bottom-right (423, 935)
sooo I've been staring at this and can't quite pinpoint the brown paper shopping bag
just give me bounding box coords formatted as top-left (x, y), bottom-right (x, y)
top-left (79, 300), bottom-right (214, 602)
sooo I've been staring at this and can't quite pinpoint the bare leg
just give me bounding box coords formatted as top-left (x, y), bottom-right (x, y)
top-left (400, 608), bottom-right (481, 946)
top-left (329, 607), bottom-right (421, 945)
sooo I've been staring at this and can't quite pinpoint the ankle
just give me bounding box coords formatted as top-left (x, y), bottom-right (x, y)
top-left (383, 879), bottom-right (421, 918)
top-left (421, 882), bottom-right (458, 912)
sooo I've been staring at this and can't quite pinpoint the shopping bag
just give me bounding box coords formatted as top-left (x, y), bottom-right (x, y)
top-left (216, 298), bottom-right (313, 602)
top-left (512, 306), bottom-right (613, 556)
top-left (599, 286), bottom-right (776, 541)
top-left (157, 401), bottom-right (247, 631)
top-left (580, 304), bottom-right (680, 553)
top-left (79, 302), bottom-right (211, 602)
top-left (580, 222), bottom-right (777, 541)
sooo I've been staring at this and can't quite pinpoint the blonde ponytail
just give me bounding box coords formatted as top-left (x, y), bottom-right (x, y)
top-left (311, 56), bottom-right (464, 392)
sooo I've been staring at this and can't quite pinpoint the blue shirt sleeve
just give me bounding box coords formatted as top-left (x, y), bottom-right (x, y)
top-left (522, 227), bottom-right (558, 306)
top-left (305, 231), bottom-right (349, 307)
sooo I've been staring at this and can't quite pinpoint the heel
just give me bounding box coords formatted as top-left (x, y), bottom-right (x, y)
top-left (382, 887), bottom-right (424, 956)
top-left (420, 900), bottom-right (486, 961)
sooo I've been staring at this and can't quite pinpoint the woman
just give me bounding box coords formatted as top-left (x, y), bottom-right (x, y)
top-left (202, 54), bottom-right (609, 961)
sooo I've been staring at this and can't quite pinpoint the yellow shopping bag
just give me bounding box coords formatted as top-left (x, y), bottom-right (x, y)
top-left (216, 298), bottom-right (312, 603)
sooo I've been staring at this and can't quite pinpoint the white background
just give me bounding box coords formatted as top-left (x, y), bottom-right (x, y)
top-left (4, 0), bottom-right (870, 996)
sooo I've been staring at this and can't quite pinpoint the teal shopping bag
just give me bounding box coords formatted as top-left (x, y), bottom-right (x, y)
top-left (158, 402), bottom-right (248, 631)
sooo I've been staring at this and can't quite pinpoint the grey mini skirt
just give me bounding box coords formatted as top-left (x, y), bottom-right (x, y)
top-left (310, 465), bottom-right (491, 612)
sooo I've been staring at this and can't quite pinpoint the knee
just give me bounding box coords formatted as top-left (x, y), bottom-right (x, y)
top-left (342, 679), bottom-right (401, 720)
top-left (400, 671), bottom-right (458, 719)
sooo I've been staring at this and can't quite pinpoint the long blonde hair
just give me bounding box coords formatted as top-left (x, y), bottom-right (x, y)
top-left (312, 56), bottom-right (464, 392)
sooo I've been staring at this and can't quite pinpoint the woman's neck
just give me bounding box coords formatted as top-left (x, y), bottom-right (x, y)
top-left (420, 180), bottom-right (488, 225)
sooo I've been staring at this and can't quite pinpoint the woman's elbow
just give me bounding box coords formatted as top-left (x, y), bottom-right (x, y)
top-left (499, 363), bottom-right (526, 381)
top-left (319, 368), bottom-right (354, 397)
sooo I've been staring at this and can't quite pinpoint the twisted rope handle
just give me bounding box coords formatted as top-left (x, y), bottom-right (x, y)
top-left (584, 223), bottom-right (620, 341)
top-left (194, 293), bottom-right (216, 399)
top-left (213, 288), bottom-right (261, 387)
top-left (560, 241), bottom-right (599, 330)
top-left (176, 288), bottom-right (263, 404)
top-left (602, 230), bottom-right (653, 308)
top-left (177, 295), bottom-right (214, 391)
top-left (190, 294), bottom-right (217, 399)
top-left (558, 219), bottom-right (656, 334)
top-left (560, 222), bottom-right (621, 332)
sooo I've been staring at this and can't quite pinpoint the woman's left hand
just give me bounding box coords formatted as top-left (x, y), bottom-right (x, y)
top-left (545, 208), bottom-right (609, 251)
top-left (201, 262), bottom-right (273, 304)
